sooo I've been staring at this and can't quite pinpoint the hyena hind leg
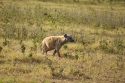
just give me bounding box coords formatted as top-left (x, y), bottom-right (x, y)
top-left (41, 48), bottom-right (48, 55)
top-left (53, 49), bottom-right (57, 56)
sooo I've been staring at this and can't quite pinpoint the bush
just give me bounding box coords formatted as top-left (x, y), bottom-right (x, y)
top-left (99, 39), bottom-right (125, 55)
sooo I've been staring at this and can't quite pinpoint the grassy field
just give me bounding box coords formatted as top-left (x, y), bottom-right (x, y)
top-left (0, 0), bottom-right (125, 83)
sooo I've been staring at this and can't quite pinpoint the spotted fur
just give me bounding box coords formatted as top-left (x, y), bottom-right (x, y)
top-left (41, 34), bottom-right (74, 57)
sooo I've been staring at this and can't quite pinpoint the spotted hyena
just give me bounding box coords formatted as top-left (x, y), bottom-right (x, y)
top-left (41, 34), bottom-right (74, 57)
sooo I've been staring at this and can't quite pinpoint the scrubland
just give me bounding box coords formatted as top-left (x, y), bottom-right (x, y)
top-left (0, 0), bottom-right (125, 83)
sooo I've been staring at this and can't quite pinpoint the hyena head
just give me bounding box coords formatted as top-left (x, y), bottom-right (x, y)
top-left (64, 34), bottom-right (75, 42)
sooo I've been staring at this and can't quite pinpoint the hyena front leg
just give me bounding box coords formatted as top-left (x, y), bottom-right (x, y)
top-left (55, 41), bottom-right (61, 57)
top-left (57, 51), bottom-right (61, 57)
top-left (55, 47), bottom-right (61, 57)
top-left (53, 49), bottom-right (60, 57)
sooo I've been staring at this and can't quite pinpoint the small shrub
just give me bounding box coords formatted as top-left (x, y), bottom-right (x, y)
top-left (28, 53), bottom-right (33, 58)
top-left (75, 54), bottom-right (79, 60)
top-left (63, 52), bottom-right (75, 59)
top-left (99, 39), bottom-right (108, 51)
top-left (52, 67), bottom-right (64, 78)
top-left (3, 38), bottom-right (9, 46)
top-left (63, 45), bottom-right (68, 49)
top-left (21, 44), bottom-right (26, 54)
top-left (0, 46), bottom-right (3, 53)
top-left (113, 38), bottom-right (125, 55)
top-left (99, 39), bottom-right (125, 55)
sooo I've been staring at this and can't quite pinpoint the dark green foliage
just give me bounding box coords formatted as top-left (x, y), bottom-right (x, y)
top-left (30, 40), bottom-right (37, 53)
top-left (3, 38), bottom-right (9, 46)
top-left (75, 54), bottom-right (79, 60)
top-left (0, 46), bottom-right (2, 52)
top-left (21, 44), bottom-right (26, 54)
top-left (28, 53), bottom-right (33, 58)
top-left (63, 45), bottom-right (68, 49)
top-left (99, 40), bottom-right (109, 50)
top-left (99, 39), bottom-right (125, 55)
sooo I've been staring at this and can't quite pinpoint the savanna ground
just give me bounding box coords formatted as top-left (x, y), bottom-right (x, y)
top-left (0, 0), bottom-right (125, 83)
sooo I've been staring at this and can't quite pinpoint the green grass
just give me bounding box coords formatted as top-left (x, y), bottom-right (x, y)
top-left (0, 0), bottom-right (125, 83)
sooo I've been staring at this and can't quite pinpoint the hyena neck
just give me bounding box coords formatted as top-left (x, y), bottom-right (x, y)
top-left (61, 38), bottom-right (67, 45)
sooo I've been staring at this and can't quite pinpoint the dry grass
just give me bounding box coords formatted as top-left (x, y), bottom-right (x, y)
top-left (0, 0), bottom-right (125, 83)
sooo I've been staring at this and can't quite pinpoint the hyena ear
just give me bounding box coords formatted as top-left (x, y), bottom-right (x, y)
top-left (64, 34), bottom-right (67, 38)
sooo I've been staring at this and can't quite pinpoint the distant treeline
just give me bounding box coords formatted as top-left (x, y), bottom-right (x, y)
top-left (4, 0), bottom-right (125, 5)
top-left (37, 0), bottom-right (125, 4)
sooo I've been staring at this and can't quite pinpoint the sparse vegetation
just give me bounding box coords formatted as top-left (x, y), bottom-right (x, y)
top-left (0, 0), bottom-right (125, 83)
top-left (0, 46), bottom-right (2, 53)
